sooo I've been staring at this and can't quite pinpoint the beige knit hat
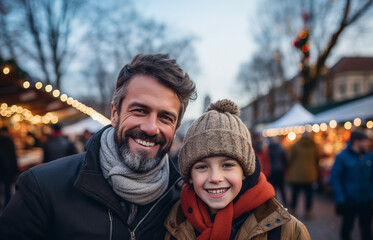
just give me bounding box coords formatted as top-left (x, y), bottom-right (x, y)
top-left (178, 99), bottom-right (256, 183)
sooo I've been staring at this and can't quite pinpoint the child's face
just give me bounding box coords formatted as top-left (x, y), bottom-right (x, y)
top-left (189, 156), bottom-right (244, 215)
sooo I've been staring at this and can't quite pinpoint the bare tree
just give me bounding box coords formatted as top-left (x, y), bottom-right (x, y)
top-left (238, 0), bottom-right (373, 106)
top-left (78, 1), bottom-right (199, 115)
top-left (0, 0), bottom-right (84, 91)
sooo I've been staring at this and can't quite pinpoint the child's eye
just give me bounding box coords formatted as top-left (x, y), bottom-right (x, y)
top-left (195, 165), bottom-right (207, 170)
top-left (223, 163), bottom-right (235, 168)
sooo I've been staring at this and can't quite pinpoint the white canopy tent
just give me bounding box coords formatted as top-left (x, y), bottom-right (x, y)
top-left (264, 103), bottom-right (315, 129)
top-left (312, 95), bottom-right (373, 124)
top-left (62, 117), bottom-right (106, 136)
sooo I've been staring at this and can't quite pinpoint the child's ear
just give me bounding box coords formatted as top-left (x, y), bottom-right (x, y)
top-left (189, 178), bottom-right (193, 184)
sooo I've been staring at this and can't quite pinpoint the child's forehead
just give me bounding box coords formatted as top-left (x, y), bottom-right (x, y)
top-left (198, 156), bottom-right (238, 163)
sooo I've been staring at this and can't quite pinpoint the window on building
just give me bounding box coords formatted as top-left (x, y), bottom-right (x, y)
top-left (353, 82), bottom-right (361, 95)
top-left (339, 83), bottom-right (346, 97)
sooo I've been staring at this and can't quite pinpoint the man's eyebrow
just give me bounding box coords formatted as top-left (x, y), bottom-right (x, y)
top-left (128, 102), bottom-right (150, 109)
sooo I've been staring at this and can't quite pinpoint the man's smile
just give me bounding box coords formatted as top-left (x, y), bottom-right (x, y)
top-left (134, 138), bottom-right (156, 147)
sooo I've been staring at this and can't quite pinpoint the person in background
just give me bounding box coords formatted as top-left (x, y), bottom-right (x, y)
top-left (329, 130), bottom-right (373, 240)
top-left (0, 53), bottom-right (197, 239)
top-left (164, 99), bottom-right (310, 240)
top-left (252, 132), bottom-right (271, 179)
top-left (268, 137), bottom-right (288, 206)
top-left (287, 132), bottom-right (320, 219)
top-left (42, 123), bottom-right (78, 163)
top-left (0, 127), bottom-right (18, 210)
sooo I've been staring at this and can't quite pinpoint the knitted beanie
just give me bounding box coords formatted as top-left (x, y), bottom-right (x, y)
top-left (178, 99), bottom-right (256, 183)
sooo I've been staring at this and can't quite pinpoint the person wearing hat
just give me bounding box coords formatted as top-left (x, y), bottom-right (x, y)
top-left (164, 99), bottom-right (310, 240)
top-left (329, 130), bottom-right (373, 240)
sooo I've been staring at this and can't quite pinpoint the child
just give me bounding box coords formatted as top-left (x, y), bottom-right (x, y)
top-left (164, 99), bottom-right (310, 240)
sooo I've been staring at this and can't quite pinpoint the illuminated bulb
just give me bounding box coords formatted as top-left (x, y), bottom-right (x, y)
top-left (353, 118), bottom-right (361, 127)
top-left (60, 94), bottom-right (68, 102)
top-left (305, 124), bottom-right (312, 132)
top-left (329, 120), bottom-right (337, 128)
top-left (312, 124), bottom-right (320, 132)
top-left (1, 103), bottom-right (8, 110)
top-left (366, 121), bottom-right (373, 129)
top-left (45, 85), bottom-right (52, 92)
top-left (11, 105), bottom-right (17, 112)
top-left (52, 90), bottom-right (60, 97)
top-left (67, 97), bottom-right (74, 105)
top-left (35, 82), bottom-right (43, 89)
top-left (344, 121), bottom-right (352, 130)
top-left (288, 131), bottom-right (296, 141)
top-left (320, 123), bottom-right (328, 131)
top-left (23, 81), bottom-right (30, 89)
top-left (3, 67), bottom-right (10, 74)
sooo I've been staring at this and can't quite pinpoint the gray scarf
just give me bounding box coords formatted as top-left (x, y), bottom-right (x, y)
top-left (99, 127), bottom-right (169, 205)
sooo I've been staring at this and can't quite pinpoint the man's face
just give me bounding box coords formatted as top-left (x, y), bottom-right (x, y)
top-left (111, 75), bottom-right (181, 173)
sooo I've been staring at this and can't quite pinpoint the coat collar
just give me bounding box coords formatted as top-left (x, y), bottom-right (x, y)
top-left (74, 125), bottom-right (181, 223)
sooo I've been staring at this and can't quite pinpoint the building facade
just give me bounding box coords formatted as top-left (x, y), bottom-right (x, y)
top-left (241, 57), bottom-right (373, 129)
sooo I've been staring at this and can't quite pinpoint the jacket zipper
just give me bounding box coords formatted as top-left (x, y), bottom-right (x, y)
top-left (130, 177), bottom-right (181, 239)
top-left (108, 209), bottom-right (113, 240)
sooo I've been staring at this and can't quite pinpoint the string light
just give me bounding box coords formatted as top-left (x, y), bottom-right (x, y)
top-left (0, 103), bottom-right (58, 124)
top-left (2, 67), bottom-right (10, 74)
top-left (344, 121), bottom-right (352, 130)
top-left (329, 120), bottom-right (337, 128)
top-left (353, 118), bottom-right (361, 127)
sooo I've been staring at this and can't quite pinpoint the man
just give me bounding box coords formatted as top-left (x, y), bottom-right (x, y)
top-left (329, 130), bottom-right (373, 240)
top-left (42, 123), bottom-right (77, 163)
top-left (0, 54), bottom-right (197, 239)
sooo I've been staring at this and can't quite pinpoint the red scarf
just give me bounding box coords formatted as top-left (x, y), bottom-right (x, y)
top-left (181, 173), bottom-right (275, 240)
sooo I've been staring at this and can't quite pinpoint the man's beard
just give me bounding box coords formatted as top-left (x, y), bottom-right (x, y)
top-left (114, 126), bottom-right (172, 173)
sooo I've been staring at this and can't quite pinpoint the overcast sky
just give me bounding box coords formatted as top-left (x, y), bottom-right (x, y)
top-left (134, 0), bottom-right (259, 120)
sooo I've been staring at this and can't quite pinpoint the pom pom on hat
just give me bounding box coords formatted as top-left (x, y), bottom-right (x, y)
top-left (207, 99), bottom-right (240, 116)
top-left (178, 99), bottom-right (256, 183)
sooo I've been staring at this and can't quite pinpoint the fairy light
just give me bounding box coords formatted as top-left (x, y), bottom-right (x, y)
top-left (366, 121), bottom-right (373, 129)
top-left (35, 82), bottom-right (43, 89)
top-left (288, 131), bottom-right (296, 141)
top-left (2, 67), bottom-right (10, 74)
top-left (45, 84), bottom-right (53, 92)
top-left (320, 123), bottom-right (328, 131)
top-left (344, 121), bottom-right (352, 130)
top-left (329, 120), bottom-right (337, 128)
top-left (23, 81), bottom-right (30, 89)
top-left (312, 124), bottom-right (320, 132)
top-left (52, 89), bottom-right (60, 97)
top-left (353, 118), bottom-right (361, 127)
top-left (19, 78), bottom-right (110, 126)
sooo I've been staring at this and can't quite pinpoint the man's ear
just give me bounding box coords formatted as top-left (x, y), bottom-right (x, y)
top-left (110, 103), bottom-right (118, 127)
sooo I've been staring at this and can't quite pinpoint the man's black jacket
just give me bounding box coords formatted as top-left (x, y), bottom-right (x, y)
top-left (0, 126), bottom-right (181, 240)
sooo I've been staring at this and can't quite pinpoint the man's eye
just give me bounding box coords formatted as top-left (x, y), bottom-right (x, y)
top-left (160, 115), bottom-right (173, 122)
top-left (132, 109), bottom-right (145, 113)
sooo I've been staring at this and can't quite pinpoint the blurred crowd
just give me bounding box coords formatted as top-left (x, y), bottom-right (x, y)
top-left (0, 124), bottom-right (93, 211)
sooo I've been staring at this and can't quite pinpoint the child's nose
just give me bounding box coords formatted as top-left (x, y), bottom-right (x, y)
top-left (209, 168), bottom-right (223, 183)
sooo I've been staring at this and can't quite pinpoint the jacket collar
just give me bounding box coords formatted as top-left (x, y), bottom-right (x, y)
top-left (74, 125), bottom-right (126, 220)
top-left (74, 125), bottom-right (181, 221)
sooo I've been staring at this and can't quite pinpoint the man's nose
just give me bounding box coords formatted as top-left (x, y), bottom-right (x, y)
top-left (140, 114), bottom-right (160, 136)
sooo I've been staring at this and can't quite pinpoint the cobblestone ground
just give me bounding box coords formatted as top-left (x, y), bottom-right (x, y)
top-left (279, 187), bottom-right (372, 240)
